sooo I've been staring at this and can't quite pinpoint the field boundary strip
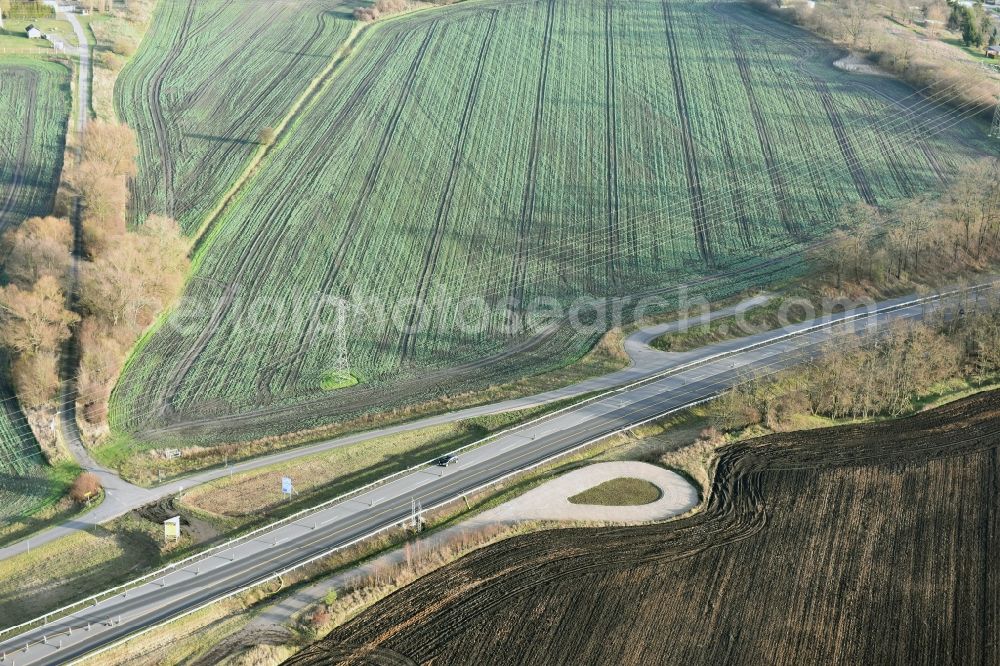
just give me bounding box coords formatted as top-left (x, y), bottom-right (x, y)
top-left (186, 20), bottom-right (367, 253)
top-left (2, 279), bottom-right (996, 646)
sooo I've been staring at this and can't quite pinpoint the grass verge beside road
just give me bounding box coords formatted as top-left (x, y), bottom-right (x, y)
top-left (0, 398), bottom-right (583, 628)
top-left (178, 398), bottom-right (591, 522)
top-left (0, 514), bottom-right (162, 626)
top-left (72, 375), bottom-right (1000, 664)
top-left (98, 336), bottom-right (628, 483)
top-left (651, 296), bottom-right (809, 352)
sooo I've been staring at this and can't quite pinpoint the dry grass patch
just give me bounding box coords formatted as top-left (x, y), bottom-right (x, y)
top-left (181, 404), bottom-right (568, 520)
top-left (181, 422), bottom-right (475, 518)
top-left (0, 516), bottom-right (160, 628)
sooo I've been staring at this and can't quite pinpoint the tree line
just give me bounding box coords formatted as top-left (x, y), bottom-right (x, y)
top-left (948, 2), bottom-right (998, 48)
top-left (715, 301), bottom-right (1000, 432)
top-left (715, 155), bottom-right (1000, 430)
top-left (755, 0), bottom-right (1000, 114)
top-left (0, 121), bottom-right (189, 445)
top-left (810, 159), bottom-right (1000, 291)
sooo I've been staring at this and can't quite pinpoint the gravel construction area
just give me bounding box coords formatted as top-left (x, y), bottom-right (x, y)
top-left (833, 54), bottom-right (889, 77)
top-left (291, 390), bottom-right (1000, 666)
top-left (479, 461), bottom-right (698, 523)
top-left (246, 462), bottom-right (697, 635)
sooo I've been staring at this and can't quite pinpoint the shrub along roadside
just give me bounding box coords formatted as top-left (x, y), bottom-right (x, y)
top-left (751, 0), bottom-right (999, 115)
top-left (0, 216), bottom-right (77, 461)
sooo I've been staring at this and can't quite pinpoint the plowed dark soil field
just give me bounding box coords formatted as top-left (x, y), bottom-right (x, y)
top-left (286, 390), bottom-right (1000, 665)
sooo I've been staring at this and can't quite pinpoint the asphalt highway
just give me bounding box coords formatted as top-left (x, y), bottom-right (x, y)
top-left (0, 283), bottom-right (994, 664)
top-left (0, 295), bottom-right (771, 561)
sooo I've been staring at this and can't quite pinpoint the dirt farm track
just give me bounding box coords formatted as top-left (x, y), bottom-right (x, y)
top-left (286, 390), bottom-right (1000, 665)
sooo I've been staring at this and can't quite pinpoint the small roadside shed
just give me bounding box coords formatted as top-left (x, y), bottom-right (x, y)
top-left (26, 24), bottom-right (43, 39)
top-left (987, 45), bottom-right (1000, 59)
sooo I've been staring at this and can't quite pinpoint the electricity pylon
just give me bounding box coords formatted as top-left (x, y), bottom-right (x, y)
top-left (410, 497), bottom-right (423, 531)
top-left (332, 297), bottom-right (350, 375)
top-left (991, 95), bottom-right (1000, 139)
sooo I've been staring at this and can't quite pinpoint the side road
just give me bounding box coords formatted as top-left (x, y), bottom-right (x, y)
top-left (0, 293), bottom-right (769, 560)
top-left (1, 282), bottom-right (989, 665)
top-left (245, 461), bottom-right (698, 637)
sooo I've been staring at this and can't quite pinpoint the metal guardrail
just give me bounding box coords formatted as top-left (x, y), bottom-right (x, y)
top-left (2, 279), bottom-right (997, 647)
top-left (68, 282), bottom-right (998, 665)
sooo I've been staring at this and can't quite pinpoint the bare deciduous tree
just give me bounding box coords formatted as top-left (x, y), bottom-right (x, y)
top-left (0, 216), bottom-right (73, 288)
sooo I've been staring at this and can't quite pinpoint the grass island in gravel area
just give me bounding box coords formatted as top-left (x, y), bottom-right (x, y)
top-left (568, 477), bottom-right (662, 506)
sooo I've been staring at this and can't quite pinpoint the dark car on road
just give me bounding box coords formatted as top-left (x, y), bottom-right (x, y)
top-left (434, 455), bottom-right (459, 467)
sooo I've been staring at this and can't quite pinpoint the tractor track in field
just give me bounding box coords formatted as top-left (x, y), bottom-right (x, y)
top-left (507, 0), bottom-right (556, 332)
top-left (603, 0), bottom-right (622, 287)
top-left (144, 0), bottom-right (197, 220)
top-left (853, 81), bottom-right (948, 184)
top-left (714, 0), bottom-right (951, 206)
top-left (254, 35), bottom-right (406, 394)
top-left (184, 0), bottom-right (237, 39)
top-left (143, 3), bottom-right (331, 227)
top-left (399, 12), bottom-right (499, 362)
top-left (858, 97), bottom-right (913, 197)
top-left (0, 68), bottom-right (38, 230)
top-left (712, 3), bottom-right (822, 231)
top-left (138, 247), bottom-right (809, 439)
top-left (240, 35), bottom-right (405, 399)
top-left (812, 77), bottom-right (878, 207)
top-left (145, 316), bottom-right (564, 438)
top-left (179, 1), bottom-right (267, 107)
top-left (153, 33), bottom-right (403, 416)
top-left (701, 47), bottom-right (754, 250)
top-left (182, 5), bottom-right (329, 117)
top-left (731, 32), bottom-right (799, 238)
top-left (661, 0), bottom-right (713, 265)
top-left (289, 391), bottom-right (1000, 664)
top-left (275, 24), bottom-right (439, 392)
top-left (173, 9), bottom-right (332, 210)
top-left (147, 241), bottom-right (811, 436)
top-left (179, 19), bottom-right (278, 111)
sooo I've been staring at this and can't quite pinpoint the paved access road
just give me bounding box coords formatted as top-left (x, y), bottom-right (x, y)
top-left (0, 295), bottom-right (770, 560)
top-left (1, 283), bottom-right (991, 665)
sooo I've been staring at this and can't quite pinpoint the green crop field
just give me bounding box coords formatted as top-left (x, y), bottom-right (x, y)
top-left (0, 58), bottom-right (70, 230)
top-left (115, 0), bottom-right (356, 233)
top-left (0, 57), bottom-right (71, 524)
top-left (110, 0), bottom-right (995, 449)
top-left (0, 389), bottom-right (57, 525)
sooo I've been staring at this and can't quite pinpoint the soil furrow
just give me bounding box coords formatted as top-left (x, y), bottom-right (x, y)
top-left (661, 0), bottom-right (713, 264)
top-left (287, 391), bottom-right (1000, 665)
top-left (399, 12), bottom-right (499, 362)
top-left (506, 0), bottom-right (556, 332)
